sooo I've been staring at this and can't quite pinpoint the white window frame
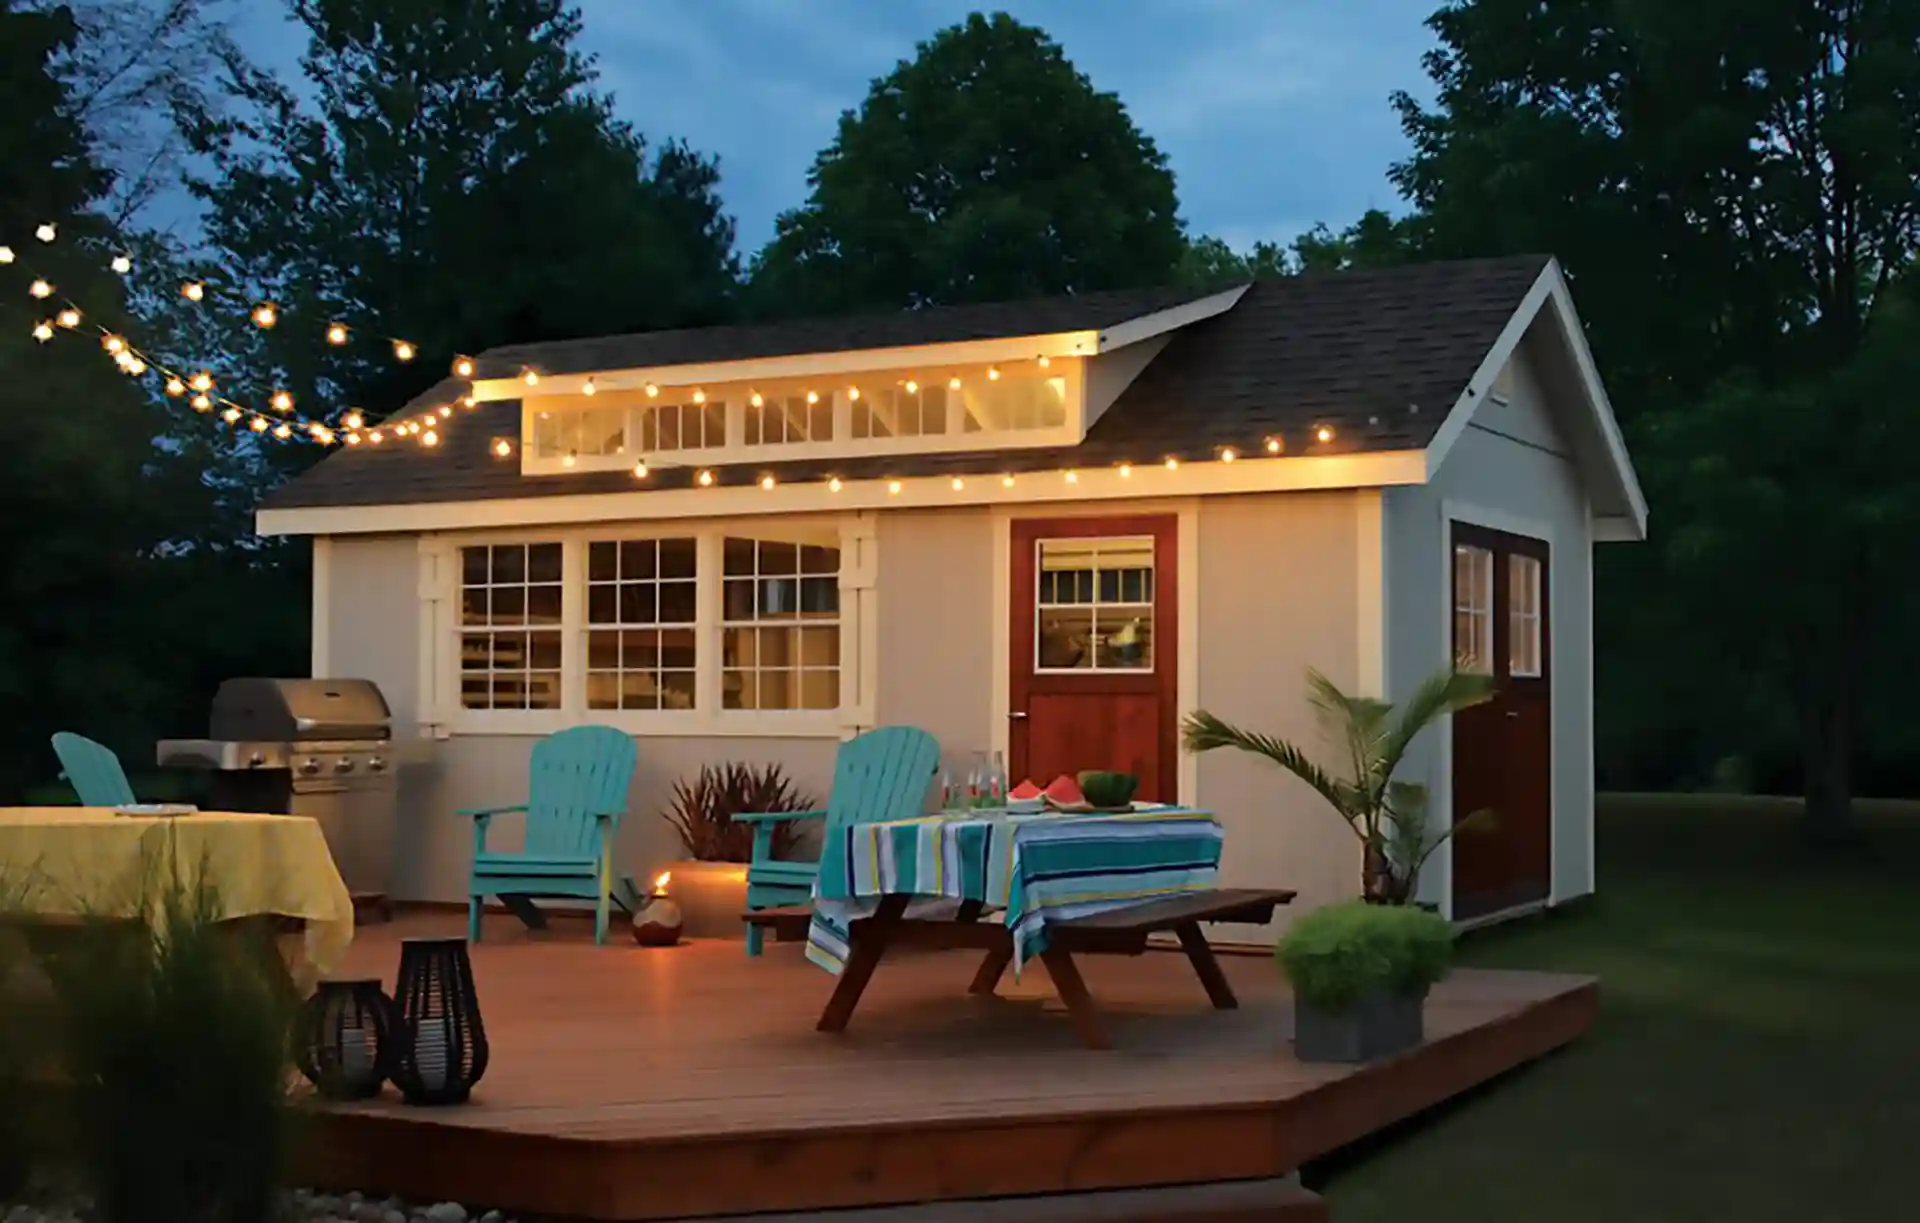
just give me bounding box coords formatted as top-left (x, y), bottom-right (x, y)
top-left (518, 359), bottom-right (1085, 475)
top-left (1453, 542), bottom-right (1494, 675)
top-left (422, 515), bottom-right (871, 738)
top-left (1508, 552), bottom-right (1544, 678)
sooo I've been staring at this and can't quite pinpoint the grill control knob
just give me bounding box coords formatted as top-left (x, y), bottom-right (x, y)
top-left (333, 756), bottom-right (355, 774)
top-left (366, 756), bottom-right (388, 773)
top-left (298, 757), bottom-right (322, 776)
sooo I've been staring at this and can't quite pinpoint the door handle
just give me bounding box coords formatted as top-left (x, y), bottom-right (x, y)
top-left (1505, 711), bottom-right (1519, 719)
top-left (1008, 711), bottom-right (1029, 721)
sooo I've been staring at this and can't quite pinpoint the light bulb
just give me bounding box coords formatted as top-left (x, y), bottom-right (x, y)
top-left (28, 279), bottom-right (51, 298)
top-left (847, 386), bottom-right (860, 402)
top-left (110, 254), bottom-right (132, 275)
top-left (193, 394), bottom-right (213, 411)
top-left (182, 281), bottom-right (204, 301)
top-left (805, 390), bottom-right (819, 404)
top-left (393, 340), bottom-right (415, 362)
top-left (1119, 463), bottom-right (1132, 478)
top-left (326, 323), bottom-right (348, 345)
top-left (1266, 437), bottom-right (1283, 453)
top-left (760, 475), bottom-right (776, 490)
top-left (165, 378), bottom-right (185, 397)
top-left (113, 350), bottom-right (133, 370)
top-left (1037, 355), bottom-right (1051, 368)
top-left (453, 356), bottom-right (474, 378)
top-left (645, 383), bottom-right (659, 397)
top-left (249, 416), bottom-right (268, 432)
top-left (522, 368), bottom-right (539, 386)
top-left (273, 423), bottom-right (292, 439)
top-left (0, 246), bottom-right (13, 263)
top-left (270, 390), bottom-right (293, 412)
top-left (951, 476), bottom-right (965, 491)
top-left (828, 477), bottom-right (842, 492)
top-left (1316, 425), bottom-right (1334, 443)
top-left (189, 371), bottom-right (213, 392)
top-left (692, 388), bottom-right (706, 404)
top-left (904, 380), bottom-right (918, 394)
top-left (213, 404), bottom-right (232, 420)
top-left (1001, 474), bottom-right (1015, 488)
top-left (31, 321), bottom-right (53, 342)
top-left (461, 395), bottom-right (475, 407)
top-left (311, 424), bottom-right (333, 443)
top-left (581, 378), bottom-right (597, 397)
top-left (949, 377), bottom-right (962, 390)
top-left (343, 411), bottom-right (364, 430)
top-left (887, 480), bottom-right (902, 495)
top-left (632, 461), bottom-right (649, 479)
top-left (369, 430), bottom-right (385, 444)
top-left (697, 469), bottom-right (714, 487)
top-left (561, 453), bottom-right (577, 468)
top-left (35, 223), bottom-right (56, 242)
top-left (438, 405), bottom-right (452, 418)
top-left (1064, 469), bottom-right (1079, 483)
top-left (1165, 457), bottom-right (1180, 470)
top-left (56, 309), bottom-right (80, 328)
top-left (125, 359), bottom-right (146, 376)
top-left (252, 303), bottom-right (277, 328)
top-left (422, 429), bottom-right (439, 447)
top-left (749, 391), bottom-right (763, 408)
top-left (987, 367), bottom-right (1001, 381)
top-left (102, 335), bottom-right (125, 354)
top-left (1220, 447), bottom-right (1237, 463)
top-left (345, 432), bottom-right (362, 446)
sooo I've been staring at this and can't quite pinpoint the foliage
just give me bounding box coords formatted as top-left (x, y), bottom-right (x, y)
top-left (1183, 667), bottom-right (1496, 903)
top-left (663, 763), bottom-right (817, 863)
top-left (38, 852), bottom-right (300, 1223)
top-left (1389, 0), bottom-right (1920, 835)
top-left (1275, 899), bottom-right (1454, 1013)
top-left (1178, 209), bottom-right (1420, 290)
top-left (181, 0), bottom-right (740, 447)
top-left (749, 12), bottom-right (1186, 316)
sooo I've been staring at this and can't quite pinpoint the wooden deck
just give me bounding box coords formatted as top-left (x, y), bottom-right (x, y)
top-left (300, 915), bottom-right (1597, 1221)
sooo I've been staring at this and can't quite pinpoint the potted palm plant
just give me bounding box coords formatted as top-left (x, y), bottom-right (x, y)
top-left (1181, 666), bottom-right (1496, 905)
top-left (1276, 899), bottom-right (1454, 1061)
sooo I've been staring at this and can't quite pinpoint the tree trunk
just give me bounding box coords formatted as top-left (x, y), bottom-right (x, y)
top-left (1798, 649), bottom-right (1856, 847)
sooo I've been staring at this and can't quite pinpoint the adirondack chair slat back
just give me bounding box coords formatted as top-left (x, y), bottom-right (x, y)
top-left (524, 725), bottom-right (637, 857)
top-left (822, 727), bottom-right (940, 834)
top-left (50, 732), bottom-right (137, 807)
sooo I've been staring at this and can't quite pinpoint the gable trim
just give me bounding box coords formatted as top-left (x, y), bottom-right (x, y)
top-left (1424, 259), bottom-right (1648, 540)
top-left (1095, 284), bottom-right (1247, 352)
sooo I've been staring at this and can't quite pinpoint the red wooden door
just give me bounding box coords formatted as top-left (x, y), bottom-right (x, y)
top-left (1010, 516), bottom-right (1178, 802)
top-left (1449, 523), bottom-right (1552, 920)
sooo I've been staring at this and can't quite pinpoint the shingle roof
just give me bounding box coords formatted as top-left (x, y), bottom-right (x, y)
top-left (263, 255), bottom-right (1551, 511)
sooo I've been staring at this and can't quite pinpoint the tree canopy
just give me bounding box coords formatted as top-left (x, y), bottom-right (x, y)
top-left (749, 12), bottom-right (1187, 316)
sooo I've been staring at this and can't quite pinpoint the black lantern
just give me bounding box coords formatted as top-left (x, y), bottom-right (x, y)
top-left (390, 937), bottom-right (488, 1105)
top-left (295, 978), bottom-right (398, 1100)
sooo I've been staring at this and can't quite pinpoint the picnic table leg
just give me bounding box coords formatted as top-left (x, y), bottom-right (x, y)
top-left (968, 944), bottom-right (1013, 995)
top-left (816, 894), bottom-right (909, 1034)
top-left (1175, 921), bottom-right (1239, 1010)
top-left (1038, 947), bottom-right (1110, 1050)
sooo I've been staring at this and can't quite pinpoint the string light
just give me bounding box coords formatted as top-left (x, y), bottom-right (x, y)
top-left (189, 371), bottom-right (213, 392)
top-left (35, 223), bottom-right (55, 243)
top-left (326, 323), bottom-right (348, 345)
top-left (828, 477), bottom-right (842, 492)
top-left (760, 474), bottom-right (777, 490)
top-left (273, 423), bottom-right (293, 440)
top-left (344, 432), bottom-right (362, 446)
top-left (461, 395), bottom-right (475, 408)
top-left (950, 476), bottom-right (965, 491)
top-left (1165, 457), bottom-right (1180, 470)
top-left (904, 380), bottom-right (918, 394)
top-left (1220, 447), bottom-right (1237, 462)
top-left (697, 469), bottom-right (714, 486)
top-left (165, 377), bottom-right (185, 397)
top-left (521, 368), bottom-right (539, 387)
top-left (1064, 469), bottom-right (1079, 483)
top-left (124, 358), bottom-right (146, 377)
top-left (987, 367), bottom-right (1001, 381)
top-left (491, 438), bottom-right (512, 458)
top-left (110, 254), bottom-right (132, 275)
top-left (561, 453), bottom-right (576, 468)
top-left (28, 279), bottom-right (51, 299)
top-left (1001, 474), bottom-right (1015, 488)
top-left (251, 303), bottom-right (277, 329)
top-left (369, 430), bottom-right (385, 444)
top-left (0, 246), bottom-right (13, 264)
top-left (887, 480), bottom-right (902, 495)
top-left (749, 391), bottom-right (763, 408)
top-left (31, 321), bottom-right (53, 342)
top-left (393, 340), bottom-right (415, 362)
top-left (949, 377), bottom-right (962, 390)
top-left (1315, 425), bottom-right (1334, 443)
top-left (645, 383), bottom-right (659, 397)
top-left (633, 461), bottom-right (649, 479)
top-left (102, 334), bottom-right (125, 354)
top-left (805, 390), bottom-right (819, 404)
top-left (181, 281), bottom-right (204, 302)
top-left (342, 410), bottom-right (364, 430)
top-left (581, 377), bottom-right (597, 397)
top-left (1266, 437), bottom-right (1283, 454)
top-left (692, 388), bottom-right (706, 404)
top-left (1118, 463), bottom-right (1133, 478)
top-left (438, 405), bottom-right (453, 418)
top-left (57, 309), bottom-right (80, 329)
top-left (847, 386), bottom-right (860, 402)
top-left (248, 415), bottom-right (267, 432)
top-left (453, 356), bottom-right (474, 378)
top-left (270, 390), bottom-right (294, 412)
top-left (422, 429), bottom-right (439, 447)
top-left (193, 394), bottom-right (213, 412)
top-left (1037, 355), bottom-right (1051, 368)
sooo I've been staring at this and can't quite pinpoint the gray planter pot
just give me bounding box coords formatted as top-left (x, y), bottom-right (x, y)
top-left (1292, 986), bottom-right (1427, 1063)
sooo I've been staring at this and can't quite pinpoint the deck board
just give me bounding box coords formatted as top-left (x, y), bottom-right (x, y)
top-left (299, 914), bottom-right (1596, 1220)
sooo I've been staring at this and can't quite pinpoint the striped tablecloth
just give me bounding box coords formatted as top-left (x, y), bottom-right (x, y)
top-left (806, 807), bottom-right (1223, 977)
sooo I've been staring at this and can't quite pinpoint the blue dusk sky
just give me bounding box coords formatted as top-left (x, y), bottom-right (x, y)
top-left (231, 0), bottom-right (1444, 257)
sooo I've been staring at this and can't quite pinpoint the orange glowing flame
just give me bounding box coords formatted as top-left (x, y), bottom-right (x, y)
top-left (653, 871), bottom-right (672, 894)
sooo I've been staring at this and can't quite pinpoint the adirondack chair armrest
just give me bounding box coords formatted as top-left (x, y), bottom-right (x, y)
top-left (731, 809), bottom-right (829, 824)
top-left (458, 804), bottom-right (528, 820)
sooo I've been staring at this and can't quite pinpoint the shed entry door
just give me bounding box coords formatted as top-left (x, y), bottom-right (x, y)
top-left (1450, 522), bottom-right (1552, 920)
top-left (1009, 516), bottom-right (1178, 802)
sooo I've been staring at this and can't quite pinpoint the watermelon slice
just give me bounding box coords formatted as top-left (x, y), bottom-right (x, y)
top-left (1009, 779), bottom-right (1044, 801)
top-left (1042, 774), bottom-right (1086, 806)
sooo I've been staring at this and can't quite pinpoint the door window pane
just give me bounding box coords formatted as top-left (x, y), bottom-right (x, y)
top-left (1035, 537), bottom-right (1154, 671)
top-left (1509, 553), bottom-right (1543, 678)
top-left (1453, 544), bottom-right (1493, 674)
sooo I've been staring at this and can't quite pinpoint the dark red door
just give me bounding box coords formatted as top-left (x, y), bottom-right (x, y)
top-left (1010, 516), bottom-right (1178, 801)
top-left (1450, 523), bottom-right (1552, 920)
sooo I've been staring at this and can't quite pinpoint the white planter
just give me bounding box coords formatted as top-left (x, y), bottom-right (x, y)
top-left (662, 860), bottom-right (751, 940)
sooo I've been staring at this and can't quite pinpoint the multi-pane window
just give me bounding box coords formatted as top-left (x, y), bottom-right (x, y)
top-left (460, 543), bottom-right (563, 709)
top-left (721, 538), bottom-right (841, 710)
top-left (1034, 537), bottom-right (1154, 672)
top-left (851, 385), bottom-right (948, 439)
top-left (1509, 553), bottom-right (1543, 678)
top-left (959, 370), bottom-right (1068, 432)
top-left (531, 405), bottom-right (626, 460)
top-left (636, 399), bottom-right (726, 453)
top-left (745, 394), bottom-right (832, 445)
top-left (1453, 544), bottom-right (1494, 674)
top-left (585, 539), bottom-right (697, 710)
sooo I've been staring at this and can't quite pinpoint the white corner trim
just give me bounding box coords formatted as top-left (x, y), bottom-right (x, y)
top-left (1583, 506), bottom-right (1597, 899)
top-left (989, 509), bottom-right (1012, 767)
top-left (1096, 285), bottom-right (1248, 353)
top-left (1176, 504), bottom-right (1199, 807)
top-left (256, 450), bottom-right (1431, 537)
top-left (1355, 490), bottom-right (1385, 699)
top-left (1424, 260), bottom-right (1648, 539)
top-left (309, 536), bottom-right (332, 679)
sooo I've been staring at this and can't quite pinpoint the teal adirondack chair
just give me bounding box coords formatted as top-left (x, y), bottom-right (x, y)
top-left (50, 732), bottom-right (137, 807)
top-left (462, 725), bottom-right (637, 946)
top-left (736, 725), bottom-right (941, 956)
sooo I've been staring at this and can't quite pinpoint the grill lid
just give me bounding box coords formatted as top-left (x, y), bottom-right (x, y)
top-left (208, 678), bottom-right (392, 742)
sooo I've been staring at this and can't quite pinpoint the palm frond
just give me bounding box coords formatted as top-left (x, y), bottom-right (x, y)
top-left (1378, 667), bottom-right (1496, 778)
top-left (1181, 710), bottom-right (1357, 823)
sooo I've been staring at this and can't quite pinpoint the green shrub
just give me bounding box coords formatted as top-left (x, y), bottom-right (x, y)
top-left (1275, 900), bottom-right (1455, 1013)
top-left (41, 856), bottom-right (300, 1223)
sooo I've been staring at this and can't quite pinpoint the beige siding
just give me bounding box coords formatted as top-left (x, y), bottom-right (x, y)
top-left (873, 509), bottom-right (996, 750)
top-left (1383, 333), bottom-right (1596, 913)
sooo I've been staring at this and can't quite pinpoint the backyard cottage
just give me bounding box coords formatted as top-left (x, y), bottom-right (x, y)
top-left (260, 254), bottom-right (1645, 929)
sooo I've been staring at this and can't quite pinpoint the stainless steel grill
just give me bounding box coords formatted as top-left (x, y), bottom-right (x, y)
top-left (157, 678), bottom-right (398, 912)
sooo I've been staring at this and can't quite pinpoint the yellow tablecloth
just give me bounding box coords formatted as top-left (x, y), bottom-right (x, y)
top-left (0, 807), bottom-right (354, 977)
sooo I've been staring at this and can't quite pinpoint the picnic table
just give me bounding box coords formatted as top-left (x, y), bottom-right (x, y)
top-left (750, 806), bottom-right (1294, 1048)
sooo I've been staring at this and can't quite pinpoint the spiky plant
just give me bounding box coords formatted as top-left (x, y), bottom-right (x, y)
top-left (663, 763), bottom-right (818, 862)
top-left (1181, 666), bottom-right (1497, 904)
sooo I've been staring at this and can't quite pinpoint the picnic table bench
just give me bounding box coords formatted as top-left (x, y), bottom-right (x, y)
top-left (747, 886), bottom-right (1296, 1049)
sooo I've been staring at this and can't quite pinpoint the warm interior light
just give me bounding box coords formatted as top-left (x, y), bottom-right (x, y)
top-left (369, 430), bottom-right (385, 444)
top-left (1316, 425), bottom-right (1334, 443)
top-left (165, 378), bottom-right (185, 397)
top-left (102, 335), bottom-right (125, 354)
top-left (249, 417), bottom-right (268, 433)
top-left (393, 340), bottom-right (416, 361)
top-left (492, 438), bottom-right (512, 458)
top-left (578, 376), bottom-right (596, 397)
top-left (344, 433), bottom-right (362, 446)
top-left (561, 453), bottom-right (577, 468)
top-left (653, 871), bottom-right (672, 893)
top-left (272, 423), bottom-right (292, 439)
top-left (326, 323), bottom-right (348, 345)
top-left (438, 405), bottom-right (453, 418)
top-left (125, 359), bottom-right (147, 376)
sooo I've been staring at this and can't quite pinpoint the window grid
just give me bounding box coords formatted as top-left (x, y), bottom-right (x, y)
top-left (721, 539), bottom-right (841, 711)
top-left (745, 394), bottom-right (833, 445)
top-left (585, 538), bottom-right (698, 711)
top-left (1453, 544), bottom-right (1494, 674)
top-left (1034, 537), bottom-right (1154, 672)
top-left (459, 543), bottom-right (563, 710)
top-left (852, 386), bottom-right (947, 439)
top-left (1509, 553), bottom-right (1543, 678)
top-left (637, 400), bottom-right (727, 453)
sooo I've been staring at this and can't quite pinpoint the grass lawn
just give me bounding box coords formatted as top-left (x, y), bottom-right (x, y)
top-left (1321, 793), bottom-right (1920, 1223)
